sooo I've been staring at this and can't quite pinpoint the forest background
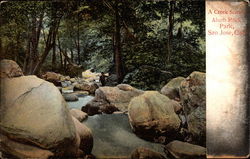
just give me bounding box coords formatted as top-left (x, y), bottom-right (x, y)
top-left (0, 0), bottom-right (205, 90)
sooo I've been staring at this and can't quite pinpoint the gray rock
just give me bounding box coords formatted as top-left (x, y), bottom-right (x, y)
top-left (72, 117), bottom-right (93, 155)
top-left (187, 107), bottom-right (206, 145)
top-left (74, 82), bottom-right (99, 94)
top-left (0, 75), bottom-right (78, 157)
top-left (70, 109), bottom-right (88, 122)
top-left (131, 147), bottom-right (166, 159)
top-left (161, 77), bottom-right (185, 100)
top-left (61, 80), bottom-right (72, 88)
top-left (86, 84), bottom-right (144, 113)
top-left (128, 91), bottom-right (181, 142)
top-left (165, 140), bottom-right (206, 159)
top-left (82, 99), bottom-right (119, 116)
top-left (179, 71), bottom-right (205, 115)
top-left (0, 134), bottom-right (54, 159)
top-left (42, 72), bottom-right (62, 86)
top-left (0, 59), bottom-right (23, 78)
top-left (179, 71), bottom-right (206, 145)
top-left (63, 93), bottom-right (79, 101)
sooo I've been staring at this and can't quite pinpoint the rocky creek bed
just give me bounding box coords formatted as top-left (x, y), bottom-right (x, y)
top-left (0, 59), bottom-right (206, 159)
top-left (66, 96), bottom-right (165, 158)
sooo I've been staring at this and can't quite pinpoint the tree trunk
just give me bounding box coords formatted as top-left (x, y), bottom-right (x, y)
top-left (27, 13), bottom-right (44, 74)
top-left (74, 37), bottom-right (80, 65)
top-left (52, 42), bottom-right (56, 71)
top-left (58, 37), bottom-right (74, 68)
top-left (0, 37), bottom-right (2, 59)
top-left (166, 0), bottom-right (174, 64)
top-left (77, 22), bottom-right (80, 65)
top-left (61, 50), bottom-right (74, 66)
top-left (27, 16), bottom-right (37, 74)
top-left (0, 12), bottom-right (2, 59)
top-left (23, 38), bottom-right (31, 74)
top-left (63, 49), bottom-right (67, 73)
top-left (32, 4), bottom-right (62, 75)
top-left (32, 22), bottom-right (60, 75)
top-left (114, 0), bottom-right (124, 83)
top-left (112, 33), bottom-right (116, 64)
top-left (57, 37), bottom-right (63, 70)
top-left (77, 0), bottom-right (81, 65)
top-left (14, 32), bottom-right (21, 62)
top-left (70, 49), bottom-right (74, 63)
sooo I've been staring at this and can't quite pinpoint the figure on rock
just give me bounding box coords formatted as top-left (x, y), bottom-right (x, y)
top-left (99, 72), bottom-right (108, 86)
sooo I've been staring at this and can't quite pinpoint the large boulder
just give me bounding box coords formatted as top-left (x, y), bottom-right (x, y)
top-left (131, 147), bottom-right (166, 159)
top-left (179, 71), bottom-right (206, 145)
top-left (187, 107), bottom-right (206, 146)
top-left (96, 84), bottom-right (143, 111)
top-left (161, 77), bottom-right (185, 100)
top-left (128, 91), bottom-right (181, 142)
top-left (0, 134), bottom-right (54, 159)
top-left (123, 65), bottom-right (172, 90)
top-left (165, 140), bottom-right (206, 159)
top-left (72, 117), bottom-right (93, 155)
top-left (0, 75), bottom-right (78, 157)
top-left (42, 72), bottom-right (63, 86)
top-left (0, 59), bottom-right (23, 78)
top-left (74, 83), bottom-right (99, 94)
top-left (83, 84), bottom-right (143, 115)
top-left (70, 109), bottom-right (88, 122)
top-left (179, 71), bottom-right (205, 115)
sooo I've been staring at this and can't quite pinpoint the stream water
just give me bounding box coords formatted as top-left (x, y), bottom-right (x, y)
top-left (66, 95), bottom-right (165, 159)
top-left (67, 96), bottom-right (94, 109)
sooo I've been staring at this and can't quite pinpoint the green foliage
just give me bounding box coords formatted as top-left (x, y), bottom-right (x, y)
top-left (0, 1), bottom-right (46, 61)
top-left (122, 0), bottom-right (205, 78)
top-left (123, 65), bottom-right (172, 90)
top-left (1, 0), bottom-right (205, 89)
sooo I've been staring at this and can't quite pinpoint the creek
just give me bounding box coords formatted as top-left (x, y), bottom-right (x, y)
top-left (66, 94), bottom-right (165, 158)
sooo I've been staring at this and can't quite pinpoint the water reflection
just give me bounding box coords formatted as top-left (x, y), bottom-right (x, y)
top-left (83, 114), bottom-right (165, 158)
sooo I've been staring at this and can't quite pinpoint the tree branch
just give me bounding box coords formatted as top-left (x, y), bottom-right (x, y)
top-left (103, 0), bottom-right (138, 42)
